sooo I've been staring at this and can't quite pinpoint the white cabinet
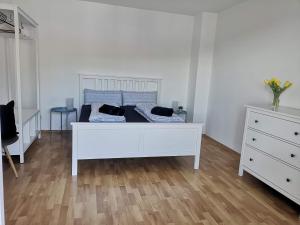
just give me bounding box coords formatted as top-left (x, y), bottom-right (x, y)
top-left (239, 105), bottom-right (300, 205)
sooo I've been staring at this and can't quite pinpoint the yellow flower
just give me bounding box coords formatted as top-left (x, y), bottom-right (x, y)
top-left (274, 79), bottom-right (281, 87)
top-left (284, 81), bottom-right (293, 88)
top-left (264, 77), bottom-right (293, 95)
top-left (276, 80), bottom-right (281, 86)
top-left (268, 77), bottom-right (281, 87)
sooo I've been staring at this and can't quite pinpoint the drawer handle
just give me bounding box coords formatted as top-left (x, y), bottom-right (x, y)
top-left (290, 154), bottom-right (296, 158)
top-left (254, 120), bottom-right (259, 124)
top-left (286, 178), bottom-right (291, 183)
top-left (295, 132), bottom-right (299, 136)
top-left (249, 158), bottom-right (254, 162)
top-left (252, 138), bottom-right (256, 142)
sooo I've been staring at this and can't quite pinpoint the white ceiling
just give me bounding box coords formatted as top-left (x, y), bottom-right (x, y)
top-left (81, 0), bottom-right (249, 15)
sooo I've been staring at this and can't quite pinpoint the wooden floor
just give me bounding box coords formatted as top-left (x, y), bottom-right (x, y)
top-left (3, 132), bottom-right (300, 225)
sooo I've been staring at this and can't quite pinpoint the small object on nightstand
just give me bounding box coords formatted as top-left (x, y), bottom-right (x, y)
top-left (66, 98), bottom-right (74, 110)
top-left (50, 107), bottom-right (78, 131)
top-left (174, 107), bottom-right (187, 122)
top-left (172, 101), bottom-right (179, 110)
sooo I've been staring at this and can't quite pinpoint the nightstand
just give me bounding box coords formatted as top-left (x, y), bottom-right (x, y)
top-left (50, 107), bottom-right (78, 131)
top-left (174, 110), bottom-right (187, 122)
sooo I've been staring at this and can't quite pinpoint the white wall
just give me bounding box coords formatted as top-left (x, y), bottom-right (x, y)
top-left (0, 38), bottom-right (17, 106)
top-left (207, 0), bottom-right (300, 152)
top-left (0, 37), bottom-right (37, 109)
top-left (20, 40), bottom-right (37, 109)
top-left (12, 0), bottom-right (193, 130)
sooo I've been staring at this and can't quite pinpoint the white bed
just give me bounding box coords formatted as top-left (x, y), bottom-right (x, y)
top-left (71, 74), bottom-right (203, 176)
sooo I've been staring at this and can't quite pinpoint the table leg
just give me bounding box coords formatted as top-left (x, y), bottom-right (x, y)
top-left (66, 112), bottom-right (69, 130)
top-left (61, 112), bottom-right (62, 131)
top-left (76, 110), bottom-right (78, 122)
top-left (50, 112), bottom-right (52, 131)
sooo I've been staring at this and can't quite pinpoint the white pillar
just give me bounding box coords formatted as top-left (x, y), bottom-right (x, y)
top-left (187, 13), bottom-right (218, 132)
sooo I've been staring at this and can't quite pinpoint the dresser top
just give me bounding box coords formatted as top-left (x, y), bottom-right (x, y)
top-left (246, 104), bottom-right (300, 120)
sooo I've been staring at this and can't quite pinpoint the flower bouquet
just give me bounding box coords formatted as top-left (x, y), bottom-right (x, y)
top-left (264, 78), bottom-right (293, 110)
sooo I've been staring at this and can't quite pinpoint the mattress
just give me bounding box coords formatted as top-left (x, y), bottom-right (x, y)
top-left (79, 105), bottom-right (149, 123)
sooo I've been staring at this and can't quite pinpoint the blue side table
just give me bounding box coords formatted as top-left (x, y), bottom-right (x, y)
top-left (50, 107), bottom-right (78, 131)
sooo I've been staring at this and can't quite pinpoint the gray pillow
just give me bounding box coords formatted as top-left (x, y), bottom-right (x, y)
top-left (84, 89), bottom-right (122, 105)
top-left (122, 91), bottom-right (157, 106)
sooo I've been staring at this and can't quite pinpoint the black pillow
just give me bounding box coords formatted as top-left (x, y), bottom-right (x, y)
top-left (0, 101), bottom-right (17, 140)
top-left (151, 106), bottom-right (174, 117)
top-left (99, 104), bottom-right (125, 116)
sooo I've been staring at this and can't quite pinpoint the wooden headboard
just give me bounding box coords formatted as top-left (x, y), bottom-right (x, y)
top-left (79, 74), bottom-right (162, 106)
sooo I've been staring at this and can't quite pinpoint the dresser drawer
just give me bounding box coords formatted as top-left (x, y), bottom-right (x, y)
top-left (248, 111), bottom-right (300, 145)
top-left (246, 129), bottom-right (300, 169)
top-left (243, 146), bottom-right (300, 200)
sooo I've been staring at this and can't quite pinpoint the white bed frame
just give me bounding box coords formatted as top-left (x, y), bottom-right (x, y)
top-left (71, 74), bottom-right (203, 176)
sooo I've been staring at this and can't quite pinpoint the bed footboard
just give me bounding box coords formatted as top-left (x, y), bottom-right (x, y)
top-left (71, 123), bottom-right (203, 176)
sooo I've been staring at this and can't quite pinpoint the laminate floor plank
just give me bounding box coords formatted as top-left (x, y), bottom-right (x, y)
top-left (3, 132), bottom-right (300, 225)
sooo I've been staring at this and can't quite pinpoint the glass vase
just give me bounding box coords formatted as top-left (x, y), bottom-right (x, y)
top-left (272, 94), bottom-right (280, 111)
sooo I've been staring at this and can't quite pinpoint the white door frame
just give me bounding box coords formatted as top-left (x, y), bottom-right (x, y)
top-left (0, 127), bottom-right (5, 225)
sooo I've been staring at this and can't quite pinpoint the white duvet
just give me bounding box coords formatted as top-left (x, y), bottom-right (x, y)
top-left (135, 103), bottom-right (184, 123)
top-left (89, 103), bottom-right (126, 123)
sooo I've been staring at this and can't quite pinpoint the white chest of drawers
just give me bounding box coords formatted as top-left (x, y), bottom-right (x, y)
top-left (239, 105), bottom-right (300, 205)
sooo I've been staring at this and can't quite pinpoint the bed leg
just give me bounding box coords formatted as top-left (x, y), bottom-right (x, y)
top-left (20, 153), bottom-right (24, 164)
top-left (72, 158), bottom-right (77, 176)
top-left (38, 131), bottom-right (41, 139)
top-left (194, 155), bottom-right (200, 170)
top-left (194, 130), bottom-right (202, 170)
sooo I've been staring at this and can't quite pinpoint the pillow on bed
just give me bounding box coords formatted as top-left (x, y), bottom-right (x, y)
top-left (122, 91), bottom-right (157, 106)
top-left (84, 89), bottom-right (122, 105)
